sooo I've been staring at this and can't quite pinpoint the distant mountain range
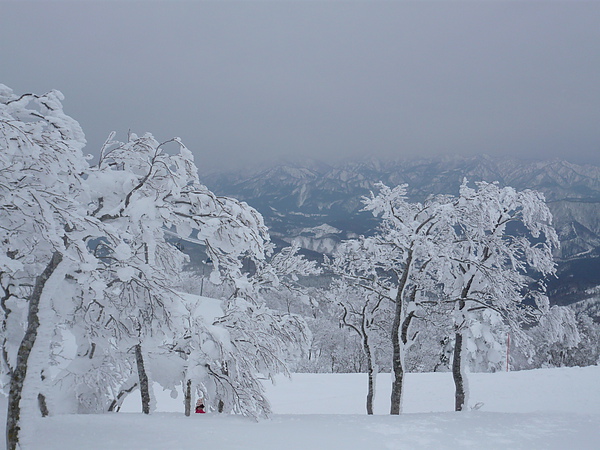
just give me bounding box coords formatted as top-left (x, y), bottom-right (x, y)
top-left (201, 155), bottom-right (600, 308)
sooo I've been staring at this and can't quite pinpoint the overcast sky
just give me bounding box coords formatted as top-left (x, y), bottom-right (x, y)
top-left (2, 1), bottom-right (600, 169)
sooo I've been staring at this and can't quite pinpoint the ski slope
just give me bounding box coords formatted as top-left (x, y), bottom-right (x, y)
top-left (2, 366), bottom-right (599, 449)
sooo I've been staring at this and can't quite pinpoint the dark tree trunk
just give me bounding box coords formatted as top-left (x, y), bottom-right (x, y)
top-left (452, 330), bottom-right (466, 411)
top-left (390, 251), bottom-right (412, 415)
top-left (6, 252), bottom-right (62, 450)
top-left (135, 344), bottom-right (151, 415)
top-left (365, 348), bottom-right (375, 415)
top-left (184, 379), bottom-right (192, 417)
top-left (38, 371), bottom-right (49, 417)
top-left (357, 305), bottom-right (378, 416)
top-left (452, 282), bottom-right (471, 412)
top-left (217, 362), bottom-right (228, 413)
top-left (37, 394), bottom-right (49, 418)
top-left (390, 310), bottom-right (404, 415)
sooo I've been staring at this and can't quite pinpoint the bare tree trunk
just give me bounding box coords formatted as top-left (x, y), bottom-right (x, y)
top-left (390, 251), bottom-right (412, 415)
top-left (452, 285), bottom-right (471, 412)
top-left (452, 330), bottom-right (466, 411)
top-left (38, 371), bottom-right (49, 417)
top-left (184, 379), bottom-right (192, 416)
top-left (358, 311), bottom-right (376, 415)
top-left (218, 362), bottom-right (228, 413)
top-left (37, 394), bottom-right (49, 418)
top-left (390, 314), bottom-right (404, 414)
top-left (390, 313), bottom-right (404, 415)
top-left (365, 344), bottom-right (375, 415)
top-left (108, 381), bottom-right (138, 412)
top-left (135, 344), bottom-right (151, 415)
top-left (6, 252), bottom-right (62, 450)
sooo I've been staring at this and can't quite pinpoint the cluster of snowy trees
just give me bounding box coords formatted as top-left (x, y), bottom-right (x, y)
top-left (1, 84), bottom-right (594, 447)
top-left (297, 283), bottom-right (599, 377)
top-left (321, 181), bottom-right (582, 414)
top-left (256, 179), bottom-right (589, 416)
top-left (0, 85), bottom-right (318, 449)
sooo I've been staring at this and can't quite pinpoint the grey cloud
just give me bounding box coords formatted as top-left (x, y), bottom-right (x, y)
top-left (1, 1), bottom-right (599, 169)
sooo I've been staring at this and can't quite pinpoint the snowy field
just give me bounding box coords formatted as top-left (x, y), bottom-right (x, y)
top-left (2, 366), bottom-right (599, 449)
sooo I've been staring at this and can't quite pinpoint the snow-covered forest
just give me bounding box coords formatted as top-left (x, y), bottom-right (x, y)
top-left (1, 85), bottom-right (599, 449)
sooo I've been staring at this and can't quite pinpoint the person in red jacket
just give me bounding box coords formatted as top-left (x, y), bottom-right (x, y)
top-left (195, 398), bottom-right (205, 414)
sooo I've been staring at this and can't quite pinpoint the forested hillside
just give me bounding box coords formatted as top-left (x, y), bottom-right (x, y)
top-left (202, 156), bottom-right (600, 307)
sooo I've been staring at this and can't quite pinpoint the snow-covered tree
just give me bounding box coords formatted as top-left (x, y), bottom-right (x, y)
top-left (60, 130), bottom-right (300, 417)
top-left (326, 237), bottom-right (393, 414)
top-left (444, 180), bottom-right (559, 411)
top-left (88, 134), bottom-right (317, 418)
top-left (252, 244), bottom-right (321, 314)
top-left (200, 245), bottom-right (317, 416)
top-left (525, 305), bottom-right (583, 368)
top-left (1, 84), bottom-right (316, 439)
top-left (0, 84), bottom-right (105, 450)
top-left (296, 316), bottom-right (367, 374)
top-left (362, 183), bottom-right (459, 414)
top-left (403, 301), bottom-right (454, 373)
top-left (360, 180), bottom-right (560, 414)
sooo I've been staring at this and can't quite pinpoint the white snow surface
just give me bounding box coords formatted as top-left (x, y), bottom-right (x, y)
top-left (2, 366), bottom-right (599, 449)
top-left (300, 223), bottom-right (342, 238)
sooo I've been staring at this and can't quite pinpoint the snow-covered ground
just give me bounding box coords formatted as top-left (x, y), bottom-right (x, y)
top-left (2, 366), bottom-right (599, 449)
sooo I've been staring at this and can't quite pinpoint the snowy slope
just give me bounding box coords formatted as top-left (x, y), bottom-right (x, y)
top-left (202, 156), bottom-right (600, 256)
top-left (24, 411), bottom-right (599, 450)
top-left (2, 366), bottom-right (598, 449)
